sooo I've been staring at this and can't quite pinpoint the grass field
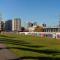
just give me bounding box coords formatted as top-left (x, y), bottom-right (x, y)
top-left (0, 33), bottom-right (60, 60)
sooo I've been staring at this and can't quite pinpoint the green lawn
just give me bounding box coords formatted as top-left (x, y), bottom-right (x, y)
top-left (0, 33), bottom-right (60, 59)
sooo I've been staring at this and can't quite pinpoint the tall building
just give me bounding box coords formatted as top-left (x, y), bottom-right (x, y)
top-left (0, 20), bottom-right (1, 31)
top-left (12, 18), bottom-right (21, 31)
top-left (0, 14), bottom-right (4, 31)
top-left (5, 20), bottom-right (12, 31)
top-left (0, 20), bottom-right (5, 31)
top-left (1, 21), bottom-right (5, 31)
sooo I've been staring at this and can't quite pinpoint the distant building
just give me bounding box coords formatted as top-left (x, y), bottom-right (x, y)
top-left (0, 20), bottom-right (4, 31)
top-left (28, 22), bottom-right (33, 27)
top-left (0, 20), bottom-right (1, 31)
top-left (0, 20), bottom-right (5, 32)
top-left (43, 27), bottom-right (60, 32)
top-left (33, 22), bottom-right (37, 26)
top-left (0, 14), bottom-right (3, 31)
top-left (42, 23), bottom-right (46, 27)
top-left (12, 18), bottom-right (21, 31)
top-left (5, 20), bottom-right (12, 31)
top-left (28, 26), bottom-right (36, 32)
top-left (28, 22), bottom-right (37, 28)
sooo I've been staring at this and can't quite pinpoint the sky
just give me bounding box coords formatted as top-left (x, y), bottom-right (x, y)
top-left (0, 0), bottom-right (60, 27)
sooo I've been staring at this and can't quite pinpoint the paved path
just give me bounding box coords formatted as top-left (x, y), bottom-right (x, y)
top-left (0, 44), bottom-right (19, 60)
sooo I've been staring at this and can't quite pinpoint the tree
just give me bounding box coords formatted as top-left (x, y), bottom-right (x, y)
top-left (21, 27), bottom-right (25, 32)
top-left (34, 26), bottom-right (43, 32)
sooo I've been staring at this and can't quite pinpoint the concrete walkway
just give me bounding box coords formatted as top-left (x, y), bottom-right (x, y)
top-left (0, 44), bottom-right (19, 60)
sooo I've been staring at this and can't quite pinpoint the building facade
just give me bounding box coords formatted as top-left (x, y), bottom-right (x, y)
top-left (28, 22), bottom-right (37, 28)
top-left (0, 20), bottom-right (1, 31)
top-left (12, 18), bottom-right (21, 31)
top-left (0, 20), bottom-right (4, 31)
top-left (1, 21), bottom-right (5, 31)
top-left (5, 20), bottom-right (12, 31)
top-left (43, 27), bottom-right (60, 32)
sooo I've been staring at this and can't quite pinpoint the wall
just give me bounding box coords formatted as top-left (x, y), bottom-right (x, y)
top-left (19, 32), bottom-right (60, 39)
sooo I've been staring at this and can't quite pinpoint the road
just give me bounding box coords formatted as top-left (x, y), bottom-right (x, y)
top-left (0, 44), bottom-right (19, 60)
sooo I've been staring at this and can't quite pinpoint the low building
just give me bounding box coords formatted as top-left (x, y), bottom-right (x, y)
top-left (43, 27), bottom-right (60, 32)
top-left (28, 26), bottom-right (36, 32)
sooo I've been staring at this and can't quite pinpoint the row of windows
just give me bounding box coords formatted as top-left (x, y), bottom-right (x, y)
top-left (44, 28), bottom-right (60, 32)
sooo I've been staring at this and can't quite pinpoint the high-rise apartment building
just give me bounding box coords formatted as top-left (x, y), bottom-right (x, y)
top-left (5, 20), bottom-right (12, 31)
top-left (0, 14), bottom-right (4, 31)
top-left (0, 20), bottom-right (1, 31)
top-left (12, 18), bottom-right (21, 31)
top-left (0, 21), bottom-right (5, 31)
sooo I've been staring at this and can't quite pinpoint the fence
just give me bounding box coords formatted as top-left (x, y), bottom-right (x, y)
top-left (1, 32), bottom-right (60, 39)
top-left (19, 32), bottom-right (60, 39)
